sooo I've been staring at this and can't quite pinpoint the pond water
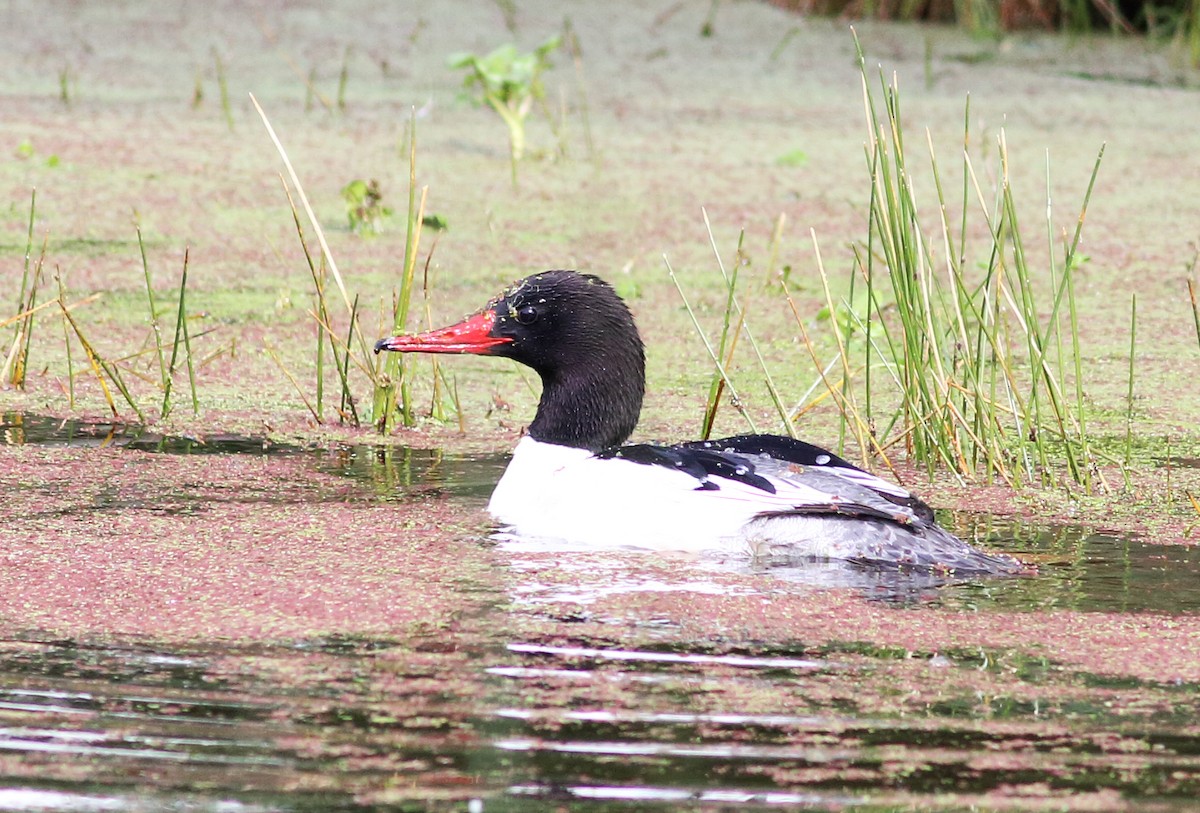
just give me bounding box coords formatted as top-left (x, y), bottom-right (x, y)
top-left (2, 414), bottom-right (1198, 811)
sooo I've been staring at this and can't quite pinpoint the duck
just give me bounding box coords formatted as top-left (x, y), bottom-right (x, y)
top-left (375, 270), bottom-right (1025, 575)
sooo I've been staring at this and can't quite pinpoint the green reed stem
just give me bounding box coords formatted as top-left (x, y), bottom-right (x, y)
top-left (55, 272), bottom-right (74, 407)
top-left (379, 108), bottom-right (424, 433)
top-left (665, 255), bottom-right (757, 435)
top-left (136, 226), bottom-right (169, 392)
top-left (214, 48), bottom-right (234, 131)
top-left (1188, 278), bottom-right (1200, 352)
top-left (60, 302), bottom-right (145, 421)
top-left (1125, 294), bottom-right (1136, 466)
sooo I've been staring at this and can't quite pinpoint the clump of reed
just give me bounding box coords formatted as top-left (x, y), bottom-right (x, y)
top-left (677, 34), bottom-right (1128, 492)
top-left (804, 35), bottom-right (1116, 490)
top-left (3, 191), bottom-right (201, 421)
top-left (252, 97), bottom-right (458, 435)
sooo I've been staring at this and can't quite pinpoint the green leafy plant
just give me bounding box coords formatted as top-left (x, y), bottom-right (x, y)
top-left (448, 35), bottom-right (561, 187)
top-left (15, 139), bottom-right (60, 168)
top-left (341, 178), bottom-right (393, 235)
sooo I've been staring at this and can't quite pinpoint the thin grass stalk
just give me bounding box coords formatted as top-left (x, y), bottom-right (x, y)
top-left (1000, 162), bottom-right (1088, 485)
top-left (963, 149), bottom-right (1037, 483)
top-left (214, 48), bottom-right (234, 131)
top-left (338, 47), bottom-right (350, 111)
top-left (701, 226), bottom-right (743, 438)
top-left (1042, 152), bottom-right (1066, 384)
top-left (928, 126), bottom-right (994, 474)
top-left (341, 295), bottom-right (360, 426)
top-left (840, 254), bottom-right (858, 454)
top-left (784, 285), bottom-right (903, 482)
top-left (700, 211), bottom-right (738, 422)
top-left (811, 229), bottom-right (869, 462)
top-left (3, 221), bottom-right (35, 384)
top-left (789, 354), bottom-right (841, 419)
top-left (15, 191), bottom-right (35, 309)
top-left (765, 213), bottom-right (786, 287)
top-left (702, 306), bottom-right (745, 440)
top-left (136, 226), bottom-right (169, 391)
top-left (562, 19), bottom-right (596, 161)
top-left (400, 187), bottom-right (428, 425)
top-left (700, 214), bottom-right (794, 437)
top-left (59, 302), bottom-right (145, 420)
top-left (996, 137), bottom-right (1058, 479)
top-left (1189, 278), bottom-right (1200, 351)
top-left (55, 272), bottom-right (74, 407)
top-left (162, 249), bottom-right (188, 418)
top-left (2, 294), bottom-right (94, 331)
top-left (179, 254), bottom-right (199, 416)
top-left (664, 255), bottom-right (757, 434)
top-left (378, 110), bottom-right (424, 433)
top-left (315, 259), bottom-right (326, 421)
top-left (451, 373), bottom-right (465, 434)
top-left (280, 179), bottom-right (358, 425)
top-left (421, 232), bottom-right (451, 423)
top-left (250, 95), bottom-right (364, 347)
top-left (162, 275), bottom-right (181, 417)
top-left (854, 32), bottom-right (881, 442)
top-left (265, 343), bottom-right (319, 421)
top-left (1125, 294), bottom-right (1136, 466)
top-left (15, 189), bottom-right (35, 321)
top-left (852, 242), bottom-right (908, 445)
top-left (12, 239), bottom-right (47, 389)
top-left (59, 301), bottom-right (118, 416)
top-left (859, 166), bottom-right (902, 453)
top-left (1166, 434), bottom-right (1173, 506)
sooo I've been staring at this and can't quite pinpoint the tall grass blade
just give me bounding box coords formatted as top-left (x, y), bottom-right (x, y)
top-left (55, 272), bottom-right (74, 407)
top-left (265, 342), bottom-right (319, 422)
top-left (699, 212), bottom-right (794, 437)
top-left (1125, 293), bottom-right (1136, 466)
top-left (58, 302), bottom-right (145, 421)
top-left (378, 108), bottom-right (425, 433)
top-left (250, 95), bottom-right (356, 319)
top-left (179, 249), bottom-right (199, 415)
top-left (214, 48), bottom-right (234, 131)
top-left (1188, 278), bottom-right (1200, 352)
top-left (136, 225), bottom-right (169, 391)
top-left (162, 248), bottom-right (198, 418)
top-left (341, 295), bottom-right (361, 426)
top-left (664, 255), bottom-right (757, 435)
top-left (337, 47), bottom-right (351, 111)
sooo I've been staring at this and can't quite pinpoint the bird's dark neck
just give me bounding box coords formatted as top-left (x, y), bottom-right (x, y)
top-left (528, 364), bottom-right (643, 452)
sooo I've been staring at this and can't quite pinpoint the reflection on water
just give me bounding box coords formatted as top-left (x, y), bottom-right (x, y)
top-left (4, 413), bottom-right (1200, 809)
top-left (0, 412), bottom-right (298, 456)
top-left (0, 412), bottom-right (508, 502)
top-left (942, 516), bottom-right (1200, 613)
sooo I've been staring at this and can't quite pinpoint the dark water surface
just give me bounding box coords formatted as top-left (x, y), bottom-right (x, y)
top-left (2, 414), bottom-right (1199, 810)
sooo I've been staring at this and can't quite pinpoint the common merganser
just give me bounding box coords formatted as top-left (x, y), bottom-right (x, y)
top-left (375, 270), bottom-right (1024, 575)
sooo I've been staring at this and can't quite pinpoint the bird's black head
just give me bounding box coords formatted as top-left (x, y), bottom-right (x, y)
top-left (487, 270), bottom-right (645, 450)
top-left (376, 270), bottom-right (646, 451)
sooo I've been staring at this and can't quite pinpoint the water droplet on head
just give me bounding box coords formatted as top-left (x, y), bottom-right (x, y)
top-left (816, 454), bottom-right (830, 465)
top-left (734, 465), bottom-right (748, 476)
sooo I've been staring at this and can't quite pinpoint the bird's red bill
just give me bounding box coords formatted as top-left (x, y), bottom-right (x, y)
top-left (374, 310), bottom-right (511, 354)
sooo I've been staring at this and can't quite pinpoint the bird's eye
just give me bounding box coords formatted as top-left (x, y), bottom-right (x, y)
top-left (515, 305), bottom-right (538, 325)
